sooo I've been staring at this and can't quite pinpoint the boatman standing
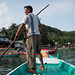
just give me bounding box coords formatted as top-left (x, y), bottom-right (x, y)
top-left (15, 6), bottom-right (44, 73)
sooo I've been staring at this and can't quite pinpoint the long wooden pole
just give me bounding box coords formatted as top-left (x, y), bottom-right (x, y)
top-left (0, 4), bottom-right (49, 59)
top-left (0, 39), bottom-right (16, 59)
top-left (36, 4), bottom-right (49, 16)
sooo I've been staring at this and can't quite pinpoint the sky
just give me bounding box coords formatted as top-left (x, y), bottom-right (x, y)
top-left (0, 0), bottom-right (75, 31)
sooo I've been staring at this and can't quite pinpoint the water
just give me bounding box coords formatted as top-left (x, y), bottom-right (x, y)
top-left (0, 55), bottom-right (26, 75)
top-left (60, 50), bottom-right (75, 66)
top-left (0, 50), bottom-right (75, 75)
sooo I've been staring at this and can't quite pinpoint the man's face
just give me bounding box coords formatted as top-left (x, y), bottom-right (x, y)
top-left (25, 8), bottom-right (30, 15)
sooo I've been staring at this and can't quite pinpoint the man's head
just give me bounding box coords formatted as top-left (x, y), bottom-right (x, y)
top-left (24, 6), bottom-right (33, 15)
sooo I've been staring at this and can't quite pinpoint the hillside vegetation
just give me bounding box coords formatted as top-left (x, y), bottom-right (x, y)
top-left (0, 23), bottom-right (75, 46)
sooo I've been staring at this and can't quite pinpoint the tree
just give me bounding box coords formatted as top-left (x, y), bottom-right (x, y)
top-left (39, 24), bottom-right (49, 45)
top-left (9, 23), bottom-right (17, 40)
top-left (1, 27), bottom-right (6, 34)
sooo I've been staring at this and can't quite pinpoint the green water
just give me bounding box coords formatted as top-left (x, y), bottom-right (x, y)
top-left (0, 50), bottom-right (75, 75)
top-left (59, 50), bottom-right (75, 65)
top-left (0, 55), bottom-right (26, 75)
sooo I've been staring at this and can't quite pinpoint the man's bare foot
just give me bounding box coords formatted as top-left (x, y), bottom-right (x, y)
top-left (38, 66), bottom-right (44, 70)
top-left (27, 70), bottom-right (36, 73)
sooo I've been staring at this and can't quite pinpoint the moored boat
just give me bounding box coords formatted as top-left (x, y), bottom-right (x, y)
top-left (60, 48), bottom-right (75, 50)
top-left (58, 48), bottom-right (75, 50)
top-left (41, 48), bottom-right (57, 54)
top-left (0, 53), bottom-right (21, 57)
top-left (19, 51), bottom-right (26, 55)
top-left (19, 48), bottom-right (57, 55)
top-left (0, 48), bottom-right (17, 51)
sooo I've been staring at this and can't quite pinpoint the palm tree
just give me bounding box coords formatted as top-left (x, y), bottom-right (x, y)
top-left (1, 27), bottom-right (6, 38)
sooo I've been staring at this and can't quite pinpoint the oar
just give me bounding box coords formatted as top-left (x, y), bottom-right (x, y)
top-left (36, 4), bottom-right (49, 16)
top-left (0, 4), bottom-right (49, 59)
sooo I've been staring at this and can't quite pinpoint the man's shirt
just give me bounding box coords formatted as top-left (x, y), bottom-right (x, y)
top-left (22, 13), bottom-right (41, 37)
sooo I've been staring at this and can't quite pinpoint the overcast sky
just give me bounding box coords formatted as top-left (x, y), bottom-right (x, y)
top-left (0, 0), bottom-right (75, 31)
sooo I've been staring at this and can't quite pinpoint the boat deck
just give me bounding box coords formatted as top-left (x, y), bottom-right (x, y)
top-left (9, 64), bottom-right (72, 75)
top-left (23, 64), bottom-right (71, 75)
top-left (7, 58), bottom-right (75, 75)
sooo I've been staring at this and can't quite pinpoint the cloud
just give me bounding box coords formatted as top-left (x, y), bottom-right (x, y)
top-left (0, 2), bottom-right (8, 16)
top-left (0, 2), bottom-right (13, 29)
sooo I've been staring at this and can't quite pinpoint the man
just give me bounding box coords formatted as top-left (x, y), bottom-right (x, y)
top-left (15, 6), bottom-right (44, 73)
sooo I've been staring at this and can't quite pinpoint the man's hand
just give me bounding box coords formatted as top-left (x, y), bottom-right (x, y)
top-left (15, 23), bottom-right (25, 40)
top-left (15, 34), bottom-right (19, 39)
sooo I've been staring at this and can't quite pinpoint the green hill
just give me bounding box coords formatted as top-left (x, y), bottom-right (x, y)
top-left (0, 23), bottom-right (75, 45)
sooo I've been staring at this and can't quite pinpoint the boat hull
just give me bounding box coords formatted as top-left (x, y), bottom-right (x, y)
top-left (7, 58), bottom-right (75, 75)
top-left (0, 54), bottom-right (21, 57)
top-left (19, 51), bottom-right (26, 55)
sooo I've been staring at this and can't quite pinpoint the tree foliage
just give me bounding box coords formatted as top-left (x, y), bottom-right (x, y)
top-left (0, 23), bottom-right (75, 46)
top-left (39, 24), bottom-right (49, 45)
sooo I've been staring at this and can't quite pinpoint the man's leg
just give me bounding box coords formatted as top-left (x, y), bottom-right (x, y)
top-left (27, 36), bottom-right (36, 73)
top-left (26, 39), bottom-right (29, 67)
top-left (36, 35), bottom-right (44, 70)
top-left (37, 53), bottom-right (44, 70)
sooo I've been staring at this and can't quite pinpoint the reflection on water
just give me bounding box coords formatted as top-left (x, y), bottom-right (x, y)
top-left (0, 55), bottom-right (26, 75)
top-left (0, 50), bottom-right (75, 75)
top-left (60, 50), bottom-right (75, 66)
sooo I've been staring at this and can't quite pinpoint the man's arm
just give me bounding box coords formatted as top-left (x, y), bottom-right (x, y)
top-left (15, 23), bottom-right (25, 39)
top-left (15, 16), bottom-right (28, 39)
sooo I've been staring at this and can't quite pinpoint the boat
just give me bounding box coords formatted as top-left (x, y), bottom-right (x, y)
top-left (48, 49), bottom-right (57, 54)
top-left (0, 53), bottom-right (21, 57)
top-left (57, 48), bottom-right (75, 50)
top-left (19, 50), bottom-right (26, 55)
top-left (60, 48), bottom-right (75, 50)
top-left (0, 48), bottom-right (17, 51)
top-left (0, 48), bottom-right (9, 51)
top-left (41, 48), bottom-right (57, 54)
top-left (7, 53), bottom-right (75, 75)
top-left (19, 48), bottom-right (57, 55)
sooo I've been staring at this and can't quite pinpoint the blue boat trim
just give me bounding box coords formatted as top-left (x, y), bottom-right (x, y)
top-left (0, 54), bottom-right (21, 57)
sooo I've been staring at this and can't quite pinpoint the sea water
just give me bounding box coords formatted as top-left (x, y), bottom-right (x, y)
top-left (0, 50), bottom-right (75, 75)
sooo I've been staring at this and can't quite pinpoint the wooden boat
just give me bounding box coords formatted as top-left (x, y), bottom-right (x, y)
top-left (19, 48), bottom-right (57, 56)
top-left (58, 48), bottom-right (75, 50)
top-left (41, 48), bottom-right (57, 54)
top-left (7, 53), bottom-right (75, 75)
top-left (0, 48), bottom-right (15, 50)
top-left (48, 49), bottom-right (57, 54)
top-left (0, 53), bottom-right (21, 57)
top-left (19, 48), bottom-right (57, 55)
top-left (19, 51), bottom-right (26, 55)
